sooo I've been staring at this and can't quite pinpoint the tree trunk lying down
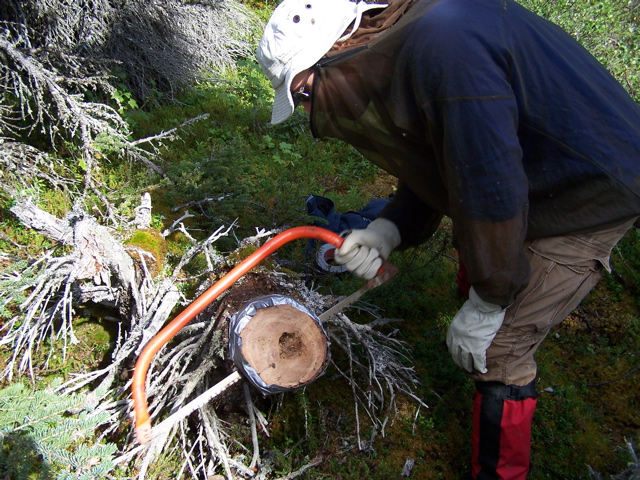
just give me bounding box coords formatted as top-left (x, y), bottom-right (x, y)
top-left (10, 198), bottom-right (141, 316)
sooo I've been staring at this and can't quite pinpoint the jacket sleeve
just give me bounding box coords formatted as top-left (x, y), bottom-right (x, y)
top-left (432, 92), bottom-right (532, 306)
top-left (412, 1), bottom-right (532, 305)
top-left (378, 180), bottom-right (443, 249)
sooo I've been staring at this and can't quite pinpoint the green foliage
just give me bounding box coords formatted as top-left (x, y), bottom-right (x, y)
top-left (111, 82), bottom-right (140, 116)
top-left (0, 258), bottom-right (43, 321)
top-left (0, 380), bottom-right (116, 480)
top-left (606, 228), bottom-right (640, 305)
top-left (93, 131), bottom-right (128, 158)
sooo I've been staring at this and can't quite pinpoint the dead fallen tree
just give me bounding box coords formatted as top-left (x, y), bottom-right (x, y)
top-left (2, 198), bottom-right (427, 479)
top-left (1, 197), bottom-right (232, 382)
top-left (2, 198), bottom-right (140, 379)
top-left (106, 270), bottom-right (425, 479)
top-left (1, 0), bottom-right (260, 104)
top-left (589, 439), bottom-right (640, 480)
top-left (1, 0), bottom-right (258, 226)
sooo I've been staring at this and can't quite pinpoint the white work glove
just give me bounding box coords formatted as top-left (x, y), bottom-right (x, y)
top-left (446, 287), bottom-right (506, 374)
top-left (334, 218), bottom-right (401, 280)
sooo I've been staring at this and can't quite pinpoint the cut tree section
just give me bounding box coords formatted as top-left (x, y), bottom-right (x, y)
top-left (239, 304), bottom-right (328, 388)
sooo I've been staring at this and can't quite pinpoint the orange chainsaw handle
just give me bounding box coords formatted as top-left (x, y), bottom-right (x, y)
top-left (132, 226), bottom-right (345, 444)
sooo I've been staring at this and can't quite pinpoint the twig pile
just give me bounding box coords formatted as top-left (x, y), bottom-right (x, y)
top-left (1, 193), bottom-right (427, 478)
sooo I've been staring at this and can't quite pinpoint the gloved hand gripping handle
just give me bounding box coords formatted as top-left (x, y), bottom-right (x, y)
top-left (334, 218), bottom-right (401, 280)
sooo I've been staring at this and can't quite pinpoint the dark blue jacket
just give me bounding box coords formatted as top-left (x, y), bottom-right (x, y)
top-left (311, 0), bottom-right (640, 304)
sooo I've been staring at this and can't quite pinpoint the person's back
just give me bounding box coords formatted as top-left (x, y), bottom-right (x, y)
top-left (407, 0), bottom-right (640, 237)
top-left (312, 0), bottom-right (640, 241)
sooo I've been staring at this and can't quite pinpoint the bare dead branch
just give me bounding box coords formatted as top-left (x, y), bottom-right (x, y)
top-left (274, 456), bottom-right (324, 480)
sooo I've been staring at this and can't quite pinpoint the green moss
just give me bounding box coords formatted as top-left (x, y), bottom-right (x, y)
top-left (125, 229), bottom-right (167, 277)
top-left (227, 245), bottom-right (258, 263)
top-left (225, 244), bottom-right (276, 271)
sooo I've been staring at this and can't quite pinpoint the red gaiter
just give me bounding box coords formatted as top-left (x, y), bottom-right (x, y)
top-left (471, 385), bottom-right (537, 480)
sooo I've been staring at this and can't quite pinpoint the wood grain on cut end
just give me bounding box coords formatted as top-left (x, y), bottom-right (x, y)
top-left (239, 304), bottom-right (328, 388)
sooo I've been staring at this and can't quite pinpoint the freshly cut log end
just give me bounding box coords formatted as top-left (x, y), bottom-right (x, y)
top-left (239, 304), bottom-right (328, 389)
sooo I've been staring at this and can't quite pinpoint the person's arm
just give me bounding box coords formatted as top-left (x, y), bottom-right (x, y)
top-left (333, 180), bottom-right (443, 279)
top-left (377, 181), bottom-right (443, 249)
top-left (410, 0), bottom-right (532, 306)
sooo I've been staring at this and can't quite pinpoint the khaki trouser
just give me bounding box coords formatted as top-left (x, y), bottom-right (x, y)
top-left (470, 218), bottom-right (637, 386)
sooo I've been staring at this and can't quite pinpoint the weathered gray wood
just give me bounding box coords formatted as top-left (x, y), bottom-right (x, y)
top-left (10, 198), bottom-right (73, 244)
